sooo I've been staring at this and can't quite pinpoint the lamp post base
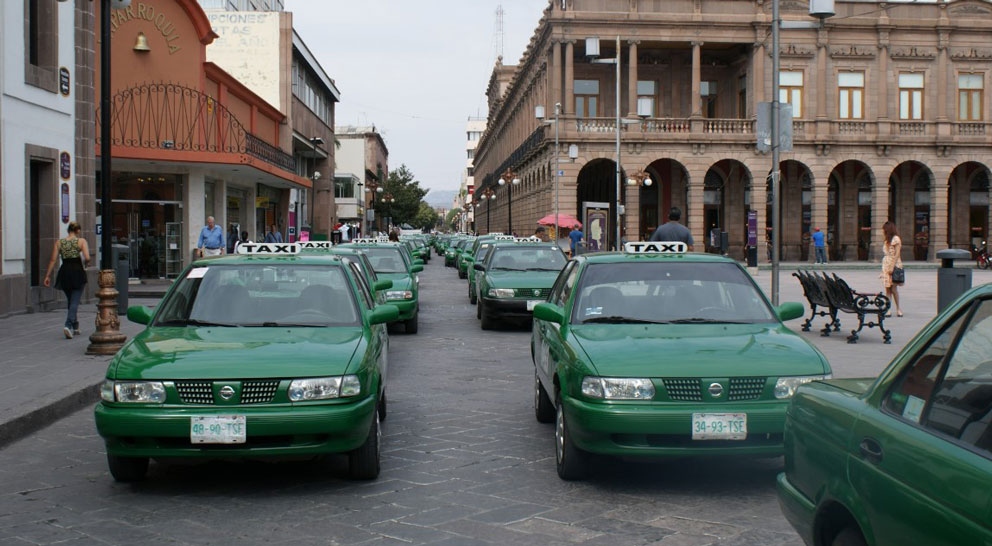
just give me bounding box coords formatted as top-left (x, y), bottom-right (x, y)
top-left (86, 269), bottom-right (127, 355)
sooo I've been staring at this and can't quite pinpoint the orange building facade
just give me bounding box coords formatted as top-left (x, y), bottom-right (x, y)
top-left (95, 0), bottom-right (310, 277)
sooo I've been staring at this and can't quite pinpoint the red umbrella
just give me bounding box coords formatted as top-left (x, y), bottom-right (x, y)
top-left (537, 213), bottom-right (581, 229)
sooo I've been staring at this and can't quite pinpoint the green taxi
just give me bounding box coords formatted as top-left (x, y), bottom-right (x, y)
top-left (299, 242), bottom-right (391, 304)
top-left (467, 238), bottom-right (506, 305)
top-left (445, 238), bottom-right (468, 268)
top-left (342, 239), bottom-right (422, 334)
top-left (475, 238), bottom-right (567, 330)
top-left (531, 241), bottom-right (829, 480)
top-left (458, 234), bottom-right (501, 281)
top-left (777, 284), bottom-right (992, 546)
top-left (95, 242), bottom-right (398, 482)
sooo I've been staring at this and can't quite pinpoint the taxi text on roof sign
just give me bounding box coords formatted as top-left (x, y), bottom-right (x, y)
top-left (352, 238), bottom-right (381, 245)
top-left (236, 242), bottom-right (301, 255)
top-left (494, 235), bottom-right (515, 241)
top-left (298, 241), bottom-right (332, 250)
top-left (514, 236), bottom-right (543, 243)
top-left (623, 241), bottom-right (688, 254)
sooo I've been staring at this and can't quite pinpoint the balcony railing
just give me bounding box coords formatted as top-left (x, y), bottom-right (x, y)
top-left (956, 122), bottom-right (990, 136)
top-left (97, 82), bottom-right (296, 173)
top-left (703, 118), bottom-right (754, 134)
top-left (897, 121), bottom-right (930, 136)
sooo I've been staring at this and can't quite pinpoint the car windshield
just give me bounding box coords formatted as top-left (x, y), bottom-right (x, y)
top-left (489, 246), bottom-right (567, 271)
top-left (361, 247), bottom-right (408, 274)
top-left (153, 264), bottom-right (359, 327)
top-left (477, 245), bottom-right (492, 262)
top-left (573, 262), bottom-right (776, 324)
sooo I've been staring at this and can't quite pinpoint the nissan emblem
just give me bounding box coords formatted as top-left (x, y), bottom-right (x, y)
top-left (219, 385), bottom-right (236, 400)
top-left (708, 382), bottom-right (724, 398)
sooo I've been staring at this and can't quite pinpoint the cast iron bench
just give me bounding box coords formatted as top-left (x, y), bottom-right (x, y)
top-left (823, 273), bottom-right (891, 344)
top-left (793, 270), bottom-right (840, 336)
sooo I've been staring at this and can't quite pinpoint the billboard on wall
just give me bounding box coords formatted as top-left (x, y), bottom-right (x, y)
top-left (205, 11), bottom-right (282, 112)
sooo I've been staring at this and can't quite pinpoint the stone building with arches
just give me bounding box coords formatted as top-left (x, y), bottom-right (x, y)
top-left (472, 0), bottom-right (992, 262)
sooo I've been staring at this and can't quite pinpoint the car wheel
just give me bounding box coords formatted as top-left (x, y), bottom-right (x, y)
top-left (480, 303), bottom-right (496, 330)
top-left (476, 299), bottom-right (482, 320)
top-left (405, 313), bottom-right (419, 334)
top-left (458, 269), bottom-right (467, 279)
top-left (534, 371), bottom-right (554, 423)
top-left (468, 284), bottom-right (477, 304)
top-left (348, 409), bottom-right (381, 480)
top-left (832, 526), bottom-right (868, 546)
top-left (555, 394), bottom-right (587, 480)
top-left (378, 391), bottom-right (387, 421)
top-left (107, 454), bottom-right (149, 482)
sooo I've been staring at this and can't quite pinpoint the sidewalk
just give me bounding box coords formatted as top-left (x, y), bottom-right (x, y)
top-left (0, 298), bottom-right (155, 448)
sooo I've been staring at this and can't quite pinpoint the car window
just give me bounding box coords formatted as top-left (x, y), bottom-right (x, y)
top-left (154, 263), bottom-right (359, 327)
top-left (488, 247), bottom-right (567, 271)
top-left (570, 262), bottom-right (775, 324)
top-left (477, 244), bottom-right (492, 263)
top-left (360, 247), bottom-right (407, 274)
top-left (553, 262), bottom-right (579, 308)
top-left (925, 300), bottom-right (992, 455)
top-left (348, 262), bottom-right (375, 310)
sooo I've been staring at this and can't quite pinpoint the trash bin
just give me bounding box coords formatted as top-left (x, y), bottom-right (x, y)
top-left (936, 248), bottom-right (972, 313)
top-left (111, 244), bottom-right (129, 314)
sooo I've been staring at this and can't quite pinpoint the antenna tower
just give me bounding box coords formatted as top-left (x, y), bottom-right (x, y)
top-left (493, 5), bottom-right (505, 63)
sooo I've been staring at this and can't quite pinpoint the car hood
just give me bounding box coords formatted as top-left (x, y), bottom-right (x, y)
top-left (569, 323), bottom-right (829, 377)
top-left (111, 327), bottom-right (364, 380)
top-left (377, 273), bottom-right (413, 290)
top-left (485, 270), bottom-right (561, 289)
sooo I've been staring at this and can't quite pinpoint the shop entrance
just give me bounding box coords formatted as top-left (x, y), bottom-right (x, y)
top-left (108, 201), bottom-right (182, 278)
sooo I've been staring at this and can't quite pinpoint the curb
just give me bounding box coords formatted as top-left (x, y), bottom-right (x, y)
top-left (0, 382), bottom-right (99, 450)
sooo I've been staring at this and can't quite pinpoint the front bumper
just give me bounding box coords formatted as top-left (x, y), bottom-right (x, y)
top-left (385, 298), bottom-right (417, 321)
top-left (94, 394), bottom-right (376, 459)
top-left (480, 297), bottom-right (537, 320)
top-left (776, 472), bottom-right (816, 545)
top-left (563, 395), bottom-right (788, 457)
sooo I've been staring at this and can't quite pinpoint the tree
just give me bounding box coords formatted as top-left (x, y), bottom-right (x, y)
top-left (375, 165), bottom-right (428, 229)
top-left (413, 202), bottom-right (439, 231)
top-left (445, 209), bottom-right (461, 231)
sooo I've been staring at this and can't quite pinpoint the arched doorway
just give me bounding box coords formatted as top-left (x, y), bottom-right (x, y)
top-left (948, 162), bottom-right (991, 252)
top-left (888, 161), bottom-right (933, 261)
top-left (641, 159), bottom-right (689, 241)
top-left (768, 160), bottom-right (813, 260)
top-left (702, 160), bottom-right (751, 255)
top-left (577, 159), bottom-right (625, 251)
top-left (827, 161), bottom-right (874, 261)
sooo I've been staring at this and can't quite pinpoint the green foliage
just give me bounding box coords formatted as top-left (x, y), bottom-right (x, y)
top-left (445, 208), bottom-right (461, 231)
top-left (413, 202), bottom-right (440, 231)
top-left (374, 165), bottom-right (428, 228)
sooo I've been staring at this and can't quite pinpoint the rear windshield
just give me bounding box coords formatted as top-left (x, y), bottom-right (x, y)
top-left (572, 262), bottom-right (775, 324)
top-left (154, 264), bottom-right (359, 327)
top-left (361, 247), bottom-right (408, 274)
top-left (488, 246), bottom-right (567, 272)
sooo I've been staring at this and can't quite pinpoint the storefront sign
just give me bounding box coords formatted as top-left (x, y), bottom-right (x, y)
top-left (60, 152), bottom-right (71, 180)
top-left (59, 67), bottom-right (70, 96)
top-left (109, 2), bottom-right (184, 55)
top-left (747, 211), bottom-right (758, 246)
top-left (61, 184), bottom-right (70, 224)
top-left (255, 196), bottom-right (269, 208)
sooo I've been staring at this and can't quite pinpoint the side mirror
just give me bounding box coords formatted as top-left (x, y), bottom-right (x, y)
top-left (776, 302), bottom-right (805, 322)
top-left (373, 279), bottom-right (393, 292)
top-left (410, 264), bottom-right (424, 273)
top-left (368, 304), bottom-right (400, 325)
top-left (474, 263), bottom-right (486, 272)
top-left (533, 302), bottom-right (566, 325)
top-left (414, 259), bottom-right (425, 266)
top-left (127, 305), bottom-right (153, 325)
top-left (464, 256), bottom-right (474, 263)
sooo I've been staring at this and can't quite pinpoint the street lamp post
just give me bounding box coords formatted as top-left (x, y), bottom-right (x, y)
top-left (366, 180), bottom-right (383, 235)
top-left (498, 169), bottom-right (520, 234)
top-left (478, 187), bottom-right (495, 233)
top-left (536, 103), bottom-right (562, 243)
top-left (308, 137), bottom-right (324, 238)
top-left (88, 0), bottom-right (128, 355)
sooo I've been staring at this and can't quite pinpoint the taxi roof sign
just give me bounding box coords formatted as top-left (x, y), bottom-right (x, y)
top-left (298, 241), bottom-right (332, 250)
top-left (514, 236), bottom-right (543, 243)
top-left (493, 235), bottom-right (515, 241)
top-left (236, 242), bottom-right (301, 255)
top-left (623, 241), bottom-right (688, 254)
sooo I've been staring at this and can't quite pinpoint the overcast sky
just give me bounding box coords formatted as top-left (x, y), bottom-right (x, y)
top-left (286, 0), bottom-right (548, 194)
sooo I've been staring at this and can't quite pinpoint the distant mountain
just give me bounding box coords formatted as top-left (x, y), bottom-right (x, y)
top-left (425, 189), bottom-right (458, 208)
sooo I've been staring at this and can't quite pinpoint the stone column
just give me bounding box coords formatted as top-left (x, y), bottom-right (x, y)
top-left (185, 169), bottom-right (206, 265)
top-left (625, 181), bottom-right (641, 242)
top-left (931, 167), bottom-right (951, 258)
top-left (687, 165), bottom-right (707, 246)
top-left (936, 29), bottom-right (951, 137)
top-left (627, 41), bottom-right (639, 117)
top-left (811, 164), bottom-right (831, 253)
top-left (691, 41), bottom-right (702, 118)
top-left (877, 42), bottom-right (890, 136)
top-left (552, 40), bottom-right (562, 110)
top-left (753, 43), bottom-right (766, 105)
top-left (565, 40), bottom-right (575, 115)
top-left (871, 171), bottom-right (890, 262)
top-left (815, 27), bottom-right (829, 137)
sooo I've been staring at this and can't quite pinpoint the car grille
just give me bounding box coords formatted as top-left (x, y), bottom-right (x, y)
top-left (728, 377), bottom-right (767, 401)
top-left (514, 288), bottom-right (552, 298)
top-left (662, 378), bottom-right (703, 401)
top-left (175, 381), bottom-right (213, 404)
top-left (174, 380), bottom-right (281, 405)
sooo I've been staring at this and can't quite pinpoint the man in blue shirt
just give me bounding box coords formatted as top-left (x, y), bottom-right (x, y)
top-left (569, 225), bottom-right (584, 257)
top-left (264, 224), bottom-right (283, 243)
top-left (812, 227), bottom-right (827, 264)
top-left (197, 216), bottom-right (225, 257)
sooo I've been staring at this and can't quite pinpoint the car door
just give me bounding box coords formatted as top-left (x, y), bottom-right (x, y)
top-left (538, 262), bottom-right (579, 387)
top-left (349, 262), bottom-right (388, 383)
top-left (848, 298), bottom-right (992, 546)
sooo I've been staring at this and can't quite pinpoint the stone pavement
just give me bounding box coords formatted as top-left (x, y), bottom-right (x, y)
top-left (0, 299), bottom-right (154, 448)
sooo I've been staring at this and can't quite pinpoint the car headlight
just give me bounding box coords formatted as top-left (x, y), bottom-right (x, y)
top-left (774, 374), bottom-right (832, 399)
top-left (100, 380), bottom-right (116, 402)
top-left (386, 290), bottom-right (414, 300)
top-left (288, 375), bottom-right (361, 401)
top-left (112, 381), bottom-right (167, 403)
top-left (488, 288), bottom-right (516, 298)
top-left (581, 377), bottom-right (655, 400)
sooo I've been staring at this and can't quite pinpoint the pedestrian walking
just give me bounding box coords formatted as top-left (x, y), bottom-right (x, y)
top-left (568, 225), bottom-right (584, 257)
top-left (42, 221), bottom-right (90, 339)
top-left (534, 225), bottom-right (550, 242)
top-left (226, 224), bottom-right (239, 254)
top-left (196, 216), bottom-right (225, 257)
top-left (881, 221), bottom-right (904, 317)
top-left (812, 227), bottom-right (827, 264)
top-left (264, 224), bottom-right (283, 244)
top-left (648, 207), bottom-right (695, 251)
top-left (388, 229), bottom-right (400, 242)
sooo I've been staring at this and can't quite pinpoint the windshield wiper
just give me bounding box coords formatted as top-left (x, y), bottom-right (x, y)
top-left (243, 322), bottom-right (329, 327)
top-left (524, 267), bottom-right (562, 271)
top-left (668, 318), bottom-right (751, 324)
top-left (494, 267), bottom-right (527, 271)
top-left (582, 316), bottom-right (669, 324)
top-left (159, 319), bottom-right (237, 327)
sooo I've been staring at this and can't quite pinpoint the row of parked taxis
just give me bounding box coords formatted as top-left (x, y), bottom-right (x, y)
top-left (94, 235), bottom-right (434, 483)
top-left (436, 234), bottom-right (991, 546)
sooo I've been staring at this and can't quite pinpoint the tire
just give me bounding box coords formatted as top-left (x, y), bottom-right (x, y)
top-left (107, 454), bottom-right (149, 482)
top-left (534, 371), bottom-right (554, 423)
top-left (476, 299), bottom-right (482, 320)
top-left (469, 283), bottom-right (477, 304)
top-left (348, 409), bottom-right (381, 480)
top-left (555, 394), bottom-right (587, 480)
top-left (832, 526), bottom-right (868, 546)
top-left (404, 313), bottom-right (419, 334)
top-left (458, 269), bottom-right (467, 279)
top-left (480, 302), bottom-right (496, 330)
top-left (378, 391), bottom-right (387, 421)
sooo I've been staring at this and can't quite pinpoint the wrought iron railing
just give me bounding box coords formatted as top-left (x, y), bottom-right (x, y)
top-left (97, 82), bottom-right (295, 173)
